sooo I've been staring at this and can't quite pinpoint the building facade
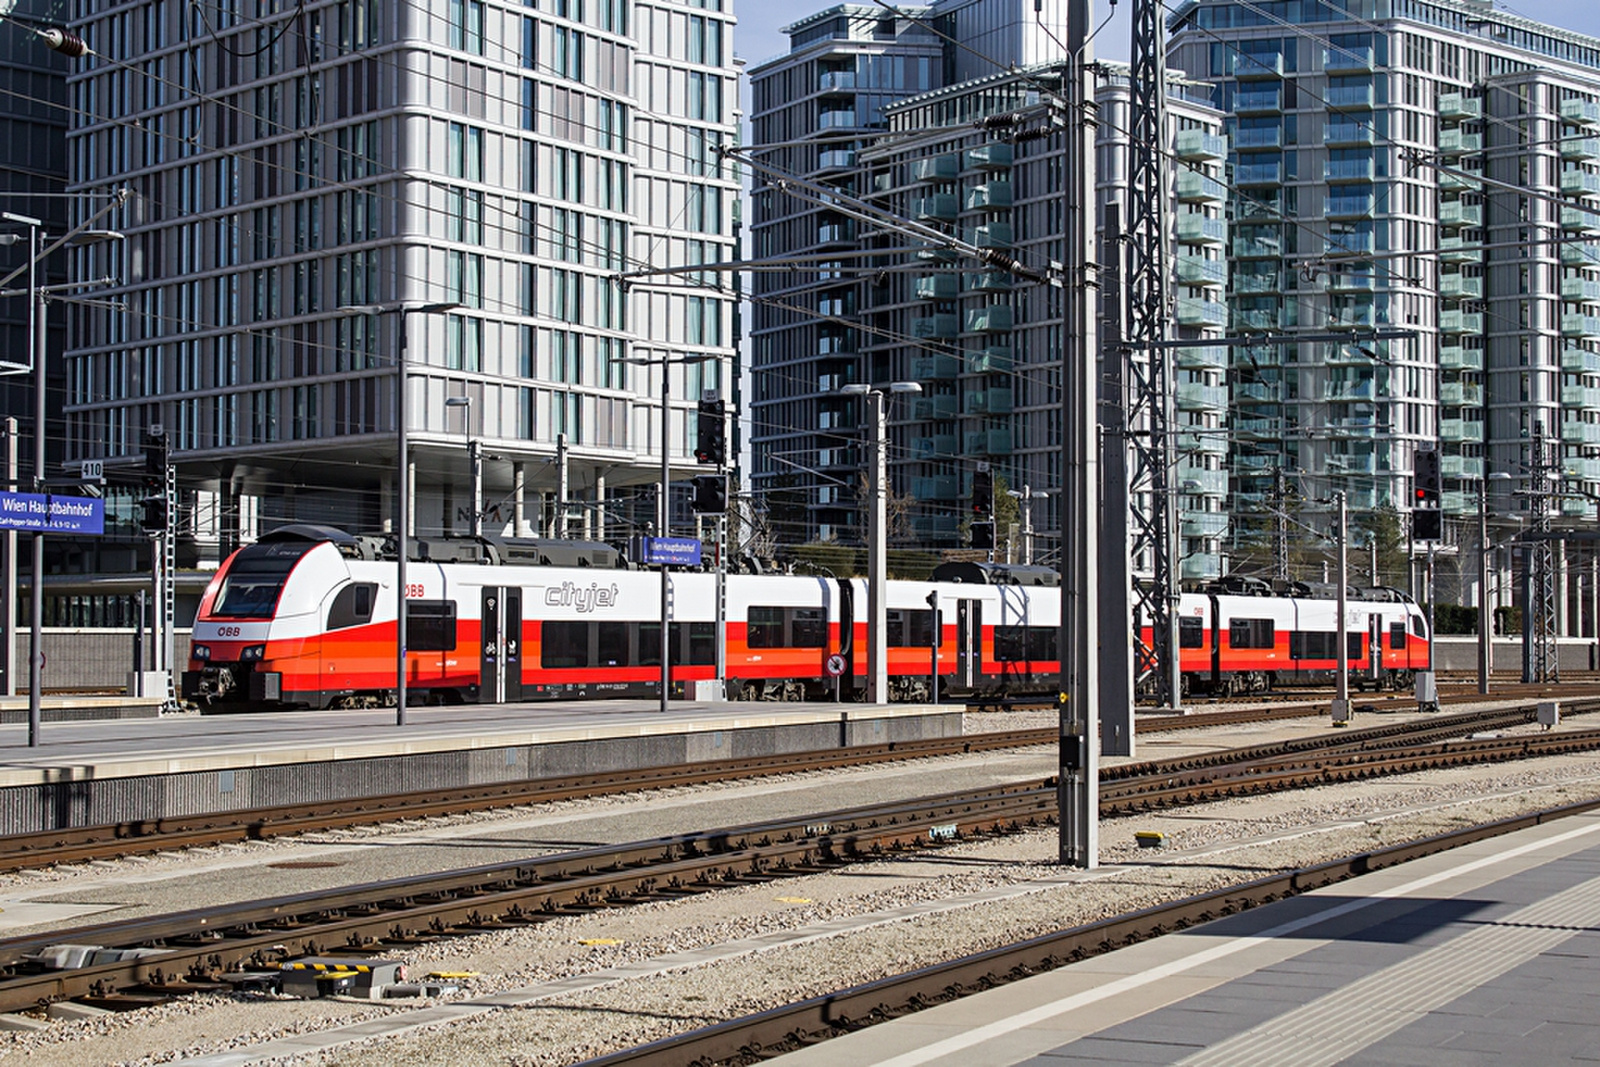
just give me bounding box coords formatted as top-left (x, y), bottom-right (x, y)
top-left (1168, 0), bottom-right (1600, 620)
top-left (62, 0), bottom-right (740, 559)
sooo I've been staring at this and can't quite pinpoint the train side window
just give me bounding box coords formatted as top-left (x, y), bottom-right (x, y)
top-left (994, 625), bottom-right (1025, 661)
top-left (748, 606), bottom-right (783, 648)
top-left (1291, 632), bottom-right (1336, 658)
top-left (791, 608), bottom-right (827, 647)
top-left (597, 621), bottom-right (629, 666)
top-left (541, 620), bottom-right (589, 668)
top-left (1411, 614), bottom-right (1426, 636)
top-left (1028, 628), bottom-right (1055, 661)
top-left (1229, 618), bottom-right (1274, 649)
top-left (683, 621), bottom-right (716, 665)
top-left (638, 621), bottom-right (661, 666)
top-left (890, 609), bottom-right (935, 647)
top-left (1347, 632), bottom-right (1363, 660)
top-left (1179, 616), bottom-right (1204, 648)
top-left (407, 600), bottom-right (458, 652)
top-left (1390, 622), bottom-right (1407, 650)
top-left (327, 583), bottom-right (377, 630)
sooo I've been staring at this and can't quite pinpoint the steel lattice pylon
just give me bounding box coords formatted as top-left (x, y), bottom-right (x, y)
top-left (1525, 423), bottom-right (1559, 683)
top-left (1125, 0), bottom-right (1178, 706)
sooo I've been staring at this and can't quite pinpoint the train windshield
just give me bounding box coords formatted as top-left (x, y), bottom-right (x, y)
top-left (212, 541), bottom-right (319, 618)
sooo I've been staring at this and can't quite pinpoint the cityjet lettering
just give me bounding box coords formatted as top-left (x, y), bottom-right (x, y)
top-left (544, 582), bottom-right (620, 613)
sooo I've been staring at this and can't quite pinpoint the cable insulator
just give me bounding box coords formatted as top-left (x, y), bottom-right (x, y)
top-left (39, 28), bottom-right (90, 58)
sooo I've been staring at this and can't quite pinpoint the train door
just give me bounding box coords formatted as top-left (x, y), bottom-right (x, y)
top-left (956, 598), bottom-right (982, 689)
top-left (1367, 613), bottom-right (1382, 683)
top-left (479, 588), bottom-right (523, 704)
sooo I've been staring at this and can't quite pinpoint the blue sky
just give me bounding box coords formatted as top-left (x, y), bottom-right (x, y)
top-left (732, 3), bottom-right (1600, 72)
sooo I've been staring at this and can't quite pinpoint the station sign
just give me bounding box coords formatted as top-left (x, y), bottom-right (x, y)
top-left (0, 491), bottom-right (105, 534)
top-left (640, 536), bottom-right (703, 567)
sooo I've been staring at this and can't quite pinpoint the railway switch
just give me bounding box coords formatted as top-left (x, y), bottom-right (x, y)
top-left (278, 957), bottom-right (407, 999)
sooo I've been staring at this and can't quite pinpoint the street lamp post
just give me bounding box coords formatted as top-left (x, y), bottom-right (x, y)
top-left (1332, 491), bottom-right (1351, 724)
top-left (841, 382), bottom-right (920, 705)
top-left (339, 301), bottom-right (459, 725)
top-left (2, 212), bottom-right (122, 746)
top-left (444, 395), bottom-right (482, 540)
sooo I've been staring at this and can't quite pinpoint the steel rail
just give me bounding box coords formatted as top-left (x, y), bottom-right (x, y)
top-left (577, 796), bottom-right (1600, 1067)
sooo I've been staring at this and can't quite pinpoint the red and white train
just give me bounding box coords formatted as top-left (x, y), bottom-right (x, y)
top-left (182, 525), bottom-right (1431, 710)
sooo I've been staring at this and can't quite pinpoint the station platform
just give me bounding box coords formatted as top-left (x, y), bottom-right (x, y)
top-left (0, 699), bottom-right (958, 836)
top-left (0, 695), bottom-right (164, 725)
top-left (779, 810), bottom-right (1600, 1066)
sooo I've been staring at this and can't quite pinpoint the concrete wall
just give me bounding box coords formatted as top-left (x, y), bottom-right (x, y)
top-left (1431, 635), bottom-right (1599, 673)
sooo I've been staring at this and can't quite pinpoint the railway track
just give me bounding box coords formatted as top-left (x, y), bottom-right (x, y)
top-left (4, 706), bottom-right (1600, 1017)
top-left (579, 797), bottom-right (1600, 1067)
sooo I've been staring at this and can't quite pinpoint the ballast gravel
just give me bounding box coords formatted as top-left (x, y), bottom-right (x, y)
top-left (4, 707), bottom-right (1599, 1065)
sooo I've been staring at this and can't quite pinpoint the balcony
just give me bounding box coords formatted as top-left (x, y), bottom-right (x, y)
top-left (1439, 92), bottom-right (1481, 120)
top-left (1563, 384), bottom-right (1600, 408)
top-left (1175, 214), bottom-right (1228, 245)
top-left (1564, 98), bottom-right (1600, 128)
top-left (1176, 171), bottom-right (1227, 203)
top-left (1228, 271), bottom-right (1280, 295)
top-left (1563, 242), bottom-right (1600, 266)
top-left (818, 69), bottom-right (855, 91)
top-left (1438, 235), bottom-right (1480, 263)
top-left (1232, 51), bottom-right (1284, 78)
top-left (1177, 254), bottom-right (1227, 287)
top-left (1441, 454), bottom-right (1484, 479)
top-left (966, 222), bottom-right (1014, 248)
top-left (1562, 313), bottom-right (1600, 339)
top-left (1561, 457), bottom-right (1600, 481)
top-left (914, 434), bottom-right (957, 459)
top-left (1326, 190), bottom-right (1375, 218)
top-left (963, 429), bottom-right (1013, 455)
top-left (1563, 137), bottom-right (1600, 161)
top-left (964, 271), bottom-right (1013, 293)
top-left (1324, 43), bottom-right (1374, 72)
top-left (1233, 236), bottom-right (1282, 258)
top-left (1563, 170), bottom-right (1600, 196)
top-left (1439, 345), bottom-right (1483, 371)
top-left (1234, 382), bottom-right (1282, 404)
top-left (1326, 84), bottom-right (1375, 109)
top-left (817, 222), bottom-right (854, 245)
top-left (965, 305), bottom-right (1013, 333)
top-left (1563, 277), bottom-right (1600, 302)
top-left (1440, 417), bottom-right (1484, 442)
top-left (967, 346), bottom-right (1012, 374)
top-left (912, 475), bottom-right (958, 500)
top-left (1441, 309), bottom-right (1484, 333)
top-left (1440, 273), bottom-right (1483, 300)
top-left (1328, 305), bottom-right (1377, 329)
top-left (1327, 453), bottom-right (1378, 475)
top-left (1176, 297), bottom-right (1227, 327)
top-left (1327, 270), bottom-right (1376, 293)
top-left (1235, 125), bottom-right (1283, 149)
top-left (1182, 512), bottom-right (1231, 539)
top-left (1176, 345), bottom-right (1227, 371)
top-left (911, 394), bottom-right (957, 420)
top-left (1563, 206), bottom-right (1600, 235)
top-left (818, 109), bottom-right (858, 129)
top-left (1234, 308), bottom-right (1280, 331)
top-left (913, 155), bottom-right (959, 182)
top-left (1563, 347), bottom-right (1600, 373)
top-left (1323, 379), bottom-right (1375, 402)
top-left (1325, 158), bottom-right (1374, 182)
top-left (1235, 160), bottom-right (1283, 185)
top-left (964, 387), bottom-right (1014, 415)
top-left (1440, 168), bottom-right (1482, 192)
top-left (1439, 129), bottom-right (1483, 155)
top-left (1178, 429), bottom-right (1229, 457)
top-left (911, 353), bottom-right (960, 380)
top-left (914, 194), bottom-right (958, 221)
top-left (912, 314), bottom-right (958, 339)
top-left (1563, 418), bottom-right (1600, 444)
top-left (1176, 382), bottom-right (1228, 411)
top-left (964, 143), bottom-right (1013, 170)
top-left (1235, 86), bottom-right (1282, 113)
top-left (965, 181), bottom-right (1013, 210)
top-left (1325, 121), bottom-right (1374, 146)
top-left (1180, 554), bottom-right (1224, 581)
top-left (914, 273), bottom-right (957, 300)
top-left (1176, 130), bottom-right (1227, 161)
top-left (1440, 381), bottom-right (1482, 406)
top-left (1326, 230), bottom-right (1374, 256)
top-left (1439, 202), bottom-right (1483, 228)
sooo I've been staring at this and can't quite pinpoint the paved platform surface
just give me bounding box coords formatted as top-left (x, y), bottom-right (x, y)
top-left (0, 699), bottom-right (951, 786)
top-left (778, 810), bottom-right (1600, 1066)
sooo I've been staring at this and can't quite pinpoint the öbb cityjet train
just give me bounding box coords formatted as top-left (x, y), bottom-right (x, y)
top-left (182, 526), bottom-right (1430, 711)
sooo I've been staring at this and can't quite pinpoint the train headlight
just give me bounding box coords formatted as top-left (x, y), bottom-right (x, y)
top-left (192, 644), bottom-right (211, 661)
top-left (240, 645), bottom-right (266, 662)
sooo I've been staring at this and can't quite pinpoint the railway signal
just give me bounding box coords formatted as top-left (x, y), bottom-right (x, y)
top-left (143, 424), bottom-right (168, 487)
top-left (694, 398), bottom-right (726, 465)
top-left (971, 466), bottom-right (992, 516)
top-left (691, 473), bottom-right (727, 513)
top-left (970, 521), bottom-right (994, 550)
top-left (139, 494), bottom-right (168, 532)
top-left (1414, 448), bottom-right (1442, 541)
